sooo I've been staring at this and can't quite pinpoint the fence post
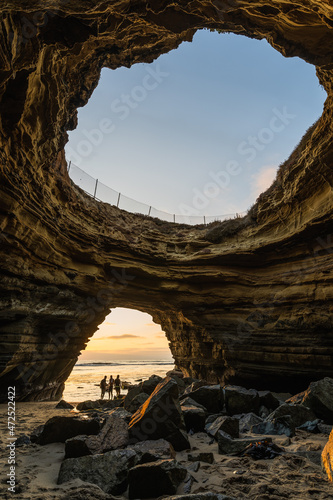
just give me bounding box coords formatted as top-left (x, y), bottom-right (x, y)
top-left (148, 206), bottom-right (152, 216)
top-left (173, 214), bottom-right (176, 223)
top-left (204, 215), bottom-right (206, 225)
top-left (117, 192), bottom-right (121, 208)
top-left (68, 161), bottom-right (71, 173)
top-left (93, 179), bottom-right (98, 199)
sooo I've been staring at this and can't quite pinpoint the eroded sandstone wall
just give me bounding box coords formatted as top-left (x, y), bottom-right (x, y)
top-left (0, 1), bottom-right (333, 400)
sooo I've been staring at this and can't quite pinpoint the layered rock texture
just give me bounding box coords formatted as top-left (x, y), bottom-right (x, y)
top-left (1, 1), bottom-right (333, 401)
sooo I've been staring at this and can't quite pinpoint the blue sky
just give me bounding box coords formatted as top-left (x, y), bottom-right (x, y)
top-left (66, 29), bottom-right (326, 360)
top-left (66, 30), bottom-right (326, 220)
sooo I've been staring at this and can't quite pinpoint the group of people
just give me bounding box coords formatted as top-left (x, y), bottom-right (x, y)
top-left (100, 374), bottom-right (121, 399)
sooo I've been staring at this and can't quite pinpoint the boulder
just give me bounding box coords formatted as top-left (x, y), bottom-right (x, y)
top-left (65, 435), bottom-right (92, 459)
top-left (289, 378), bottom-right (333, 423)
top-left (183, 380), bottom-right (209, 395)
top-left (128, 377), bottom-right (190, 451)
top-left (56, 400), bottom-right (74, 409)
top-left (205, 416), bottom-right (239, 439)
top-left (205, 413), bottom-right (226, 426)
top-left (238, 413), bottom-right (263, 433)
top-left (181, 397), bottom-right (207, 412)
top-left (181, 405), bottom-right (206, 433)
top-left (141, 374), bottom-right (163, 395)
top-left (128, 459), bottom-right (187, 499)
top-left (127, 438), bottom-right (175, 463)
top-left (166, 369), bottom-right (184, 379)
top-left (65, 414), bottom-right (128, 458)
top-left (218, 430), bottom-right (265, 455)
top-left (35, 416), bottom-right (101, 445)
top-left (322, 429), bottom-right (333, 481)
top-left (99, 399), bottom-right (123, 410)
top-left (224, 386), bottom-right (260, 415)
top-left (58, 448), bottom-right (137, 495)
top-left (126, 393), bottom-right (149, 414)
top-left (76, 400), bottom-right (101, 411)
top-left (180, 385), bottom-right (223, 413)
top-left (169, 374), bottom-right (186, 394)
top-left (266, 403), bottom-right (316, 428)
top-left (257, 391), bottom-right (280, 411)
top-left (84, 414), bottom-right (129, 454)
top-left (108, 407), bottom-right (132, 422)
top-left (188, 452), bottom-right (214, 464)
top-left (30, 424), bottom-right (44, 443)
top-left (124, 385), bottom-right (143, 411)
top-left (14, 434), bottom-right (31, 447)
top-left (252, 415), bottom-right (295, 437)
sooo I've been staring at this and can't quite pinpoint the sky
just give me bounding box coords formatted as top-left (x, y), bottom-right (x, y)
top-left (66, 29), bottom-right (326, 361)
top-left (80, 308), bottom-right (172, 362)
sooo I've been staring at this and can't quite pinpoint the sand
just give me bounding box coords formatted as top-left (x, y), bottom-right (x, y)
top-left (0, 402), bottom-right (332, 500)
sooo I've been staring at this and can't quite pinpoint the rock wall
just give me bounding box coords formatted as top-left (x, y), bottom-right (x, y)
top-left (0, 1), bottom-right (333, 401)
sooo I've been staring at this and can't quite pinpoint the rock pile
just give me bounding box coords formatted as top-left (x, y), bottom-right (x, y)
top-left (29, 375), bottom-right (333, 496)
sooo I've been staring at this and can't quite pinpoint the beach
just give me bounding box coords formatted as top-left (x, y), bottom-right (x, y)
top-left (1, 383), bottom-right (332, 499)
top-left (63, 360), bottom-right (175, 401)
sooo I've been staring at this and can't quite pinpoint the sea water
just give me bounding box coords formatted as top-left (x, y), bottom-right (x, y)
top-left (62, 360), bottom-right (175, 402)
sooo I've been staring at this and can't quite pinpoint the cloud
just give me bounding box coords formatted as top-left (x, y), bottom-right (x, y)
top-left (93, 334), bottom-right (143, 340)
top-left (145, 323), bottom-right (155, 326)
top-left (155, 334), bottom-right (166, 339)
top-left (103, 321), bottom-right (117, 326)
top-left (251, 166), bottom-right (277, 199)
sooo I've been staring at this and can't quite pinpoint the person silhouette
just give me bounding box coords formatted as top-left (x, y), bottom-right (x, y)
top-left (100, 375), bottom-right (107, 399)
top-left (108, 375), bottom-right (114, 399)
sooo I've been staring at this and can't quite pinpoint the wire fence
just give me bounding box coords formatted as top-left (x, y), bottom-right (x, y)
top-left (68, 162), bottom-right (247, 226)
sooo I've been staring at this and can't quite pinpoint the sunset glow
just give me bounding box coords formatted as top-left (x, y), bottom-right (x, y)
top-left (79, 308), bottom-right (172, 361)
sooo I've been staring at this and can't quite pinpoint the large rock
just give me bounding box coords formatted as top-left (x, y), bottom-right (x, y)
top-left (289, 378), bottom-right (333, 423)
top-left (205, 416), bottom-right (239, 439)
top-left (218, 430), bottom-right (263, 455)
top-left (127, 439), bottom-right (175, 463)
top-left (267, 403), bottom-right (317, 428)
top-left (35, 416), bottom-right (101, 445)
top-left (83, 415), bottom-right (129, 453)
top-left (76, 400), bottom-right (101, 411)
top-left (238, 412), bottom-right (263, 433)
top-left (183, 381), bottom-right (209, 396)
top-left (180, 385), bottom-right (223, 413)
top-left (252, 415), bottom-right (295, 437)
top-left (128, 377), bottom-right (190, 451)
top-left (126, 393), bottom-right (149, 413)
top-left (141, 375), bottom-right (163, 395)
top-left (128, 459), bottom-right (187, 499)
top-left (322, 429), bottom-right (333, 481)
top-left (56, 400), bottom-right (74, 409)
top-left (224, 386), bottom-right (260, 415)
top-left (65, 414), bottom-right (129, 458)
top-left (258, 391), bottom-right (280, 411)
top-left (181, 404), bottom-right (207, 433)
top-left (58, 449), bottom-right (137, 494)
top-left (108, 407), bottom-right (132, 422)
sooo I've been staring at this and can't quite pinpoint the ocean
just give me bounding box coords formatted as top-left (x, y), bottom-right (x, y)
top-left (62, 360), bottom-right (175, 402)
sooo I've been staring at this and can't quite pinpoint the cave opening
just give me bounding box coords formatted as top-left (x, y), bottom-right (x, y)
top-left (65, 30), bottom-right (326, 224)
top-left (63, 308), bottom-right (174, 402)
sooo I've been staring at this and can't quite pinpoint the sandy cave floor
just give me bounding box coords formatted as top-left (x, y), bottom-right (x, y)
top-left (0, 402), bottom-right (333, 499)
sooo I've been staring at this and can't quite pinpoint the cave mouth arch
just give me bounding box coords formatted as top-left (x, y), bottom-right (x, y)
top-left (65, 30), bottom-right (326, 223)
top-left (62, 308), bottom-right (174, 402)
